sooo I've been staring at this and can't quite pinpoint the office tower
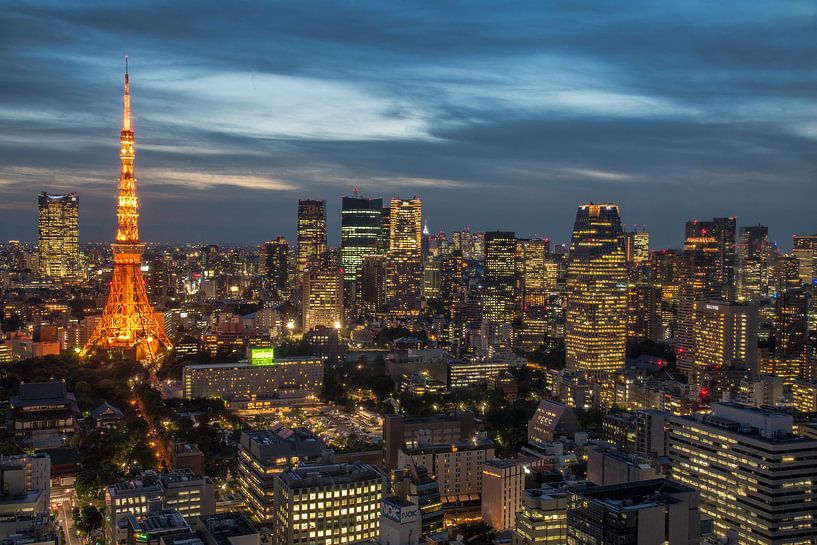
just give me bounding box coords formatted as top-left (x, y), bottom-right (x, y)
top-left (237, 427), bottom-right (328, 522)
top-left (360, 255), bottom-right (387, 314)
top-left (302, 255), bottom-right (343, 331)
top-left (566, 479), bottom-right (701, 545)
top-left (627, 283), bottom-right (660, 341)
top-left (271, 463), bottom-right (385, 545)
top-left (340, 193), bottom-right (384, 282)
top-left (736, 225), bottom-right (769, 301)
top-left (259, 237), bottom-right (289, 303)
top-left (564, 203), bottom-right (627, 380)
top-left (692, 300), bottom-right (758, 373)
top-left (773, 287), bottom-right (810, 380)
top-left (482, 459), bottom-right (524, 531)
top-left (386, 197), bottom-right (423, 317)
top-left (390, 467), bottom-right (445, 539)
top-left (772, 253), bottom-right (802, 295)
top-left (669, 403), bottom-right (817, 545)
top-left (440, 251), bottom-right (465, 319)
top-left (516, 238), bottom-right (551, 309)
top-left (37, 192), bottom-right (79, 278)
top-left (634, 409), bottom-right (670, 459)
top-left (296, 199), bottom-right (327, 275)
top-left (483, 231), bottom-right (518, 324)
top-left (713, 216), bottom-right (737, 300)
top-left (676, 221), bottom-right (722, 373)
top-left (793, 234), bottom-right (817, 286)
top-left (623, 229), bottom-right (649, 263)
top-left (381, 206), bottom-right (391, 253)
top-left (82, 63), bottom-right (172, 363)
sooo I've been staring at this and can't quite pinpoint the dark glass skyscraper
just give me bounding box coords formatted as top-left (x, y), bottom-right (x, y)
top-left (340, 194), bottom-right (384, 282)
top-left (736, 225), bottom-right (769, 302)
top-left (259, 237), bottom-right (289, 303)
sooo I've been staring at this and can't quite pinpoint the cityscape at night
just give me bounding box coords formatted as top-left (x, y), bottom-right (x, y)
top-left (1, 2), bottom-right (817, 545)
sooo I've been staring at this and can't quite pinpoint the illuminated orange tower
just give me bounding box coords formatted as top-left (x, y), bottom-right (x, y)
top-left (82, 58), bottom-right (172, 363)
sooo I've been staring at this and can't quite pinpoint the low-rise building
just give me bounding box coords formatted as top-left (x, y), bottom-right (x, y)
top-left (8, 381), bottom-right (79, 448)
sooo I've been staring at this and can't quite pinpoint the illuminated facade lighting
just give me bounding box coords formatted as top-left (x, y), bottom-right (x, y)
top-left (37, 192), bottom-right (80, 279)
top-left (386, 197), bottom-right (423, 317)
top-left (82, 58), bottom-right (172, 363)
top-left (564, 203), bottom-right (627, 381)
top-left (297, 199), bottom-right (327, 276)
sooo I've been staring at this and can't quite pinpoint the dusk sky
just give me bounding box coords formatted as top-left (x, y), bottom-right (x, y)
top-left (1, 1), bottom-right (815, 249)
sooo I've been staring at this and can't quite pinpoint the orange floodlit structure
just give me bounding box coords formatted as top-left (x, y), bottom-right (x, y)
top-left (82, 58), bottom-right (172, 363)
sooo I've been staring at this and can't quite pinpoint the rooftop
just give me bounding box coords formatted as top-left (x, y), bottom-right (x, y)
top-left (278, 463), bottom-right (384, 490)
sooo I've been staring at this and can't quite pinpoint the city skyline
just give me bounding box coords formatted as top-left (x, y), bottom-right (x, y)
top-left (1, 1), bottom-right (815, 247)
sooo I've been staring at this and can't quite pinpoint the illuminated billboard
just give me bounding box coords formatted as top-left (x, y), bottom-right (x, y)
top-left (250, 347), bottom-right (276, 366)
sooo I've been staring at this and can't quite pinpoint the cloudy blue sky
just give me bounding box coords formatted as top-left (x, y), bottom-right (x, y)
top-left (0, 1), bottom-right (815, 248)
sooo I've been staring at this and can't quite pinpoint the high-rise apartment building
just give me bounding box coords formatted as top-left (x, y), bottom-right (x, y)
top-left (37, 192), bottom-right (79, 278)
top-left (296, 200), bottom-right (327, 275)
top-left (386, 197), bottom-right (423, 317)
top-left (271, 463), bottom-right (385, 545)
top-left (259, 237), bottom-right (289, 303)
top-left (302, 255), bottom-right (343, 331)
top-left (669, 402), bottom-right (817, 545)
top-left (792, 234), bottom-right (817, 286)
top-left (340, 194), bottom-right (384, 282)
top-left (483, 231), bottom-right (518, 324)
top-left (564, 203), bottom-right (627, 380)
top-left (736, 225), bottom-right (769, 301)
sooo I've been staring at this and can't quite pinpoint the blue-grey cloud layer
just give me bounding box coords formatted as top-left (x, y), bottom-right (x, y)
top-left (0, 0), bottom-right (815, 248)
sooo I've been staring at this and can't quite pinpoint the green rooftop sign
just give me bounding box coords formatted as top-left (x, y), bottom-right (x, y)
top-left (250, 347), bottom-right (276, 366)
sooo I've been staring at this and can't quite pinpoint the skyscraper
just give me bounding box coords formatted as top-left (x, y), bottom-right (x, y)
top-left (623, 229), bottom-right (649, 264)
top-left (296, 199), bottom-right (327, 275)
top-left (360, 255), bottom-right (387, 314)
top-left (37, 192), bottom-right (79, 278)
top-left (259, 237), bottom-right (289, 303)
top-left (387, 197), bottom-right (423, 317)
top-left (691, 299), bottom-right (758, 374)
top-left (713, 216), bottom-right (737, 300)
top-left (676, 221), bottom-right (722, 373)
top-left (302, 253), bottom-right (344, 332)
top-left (564, 203), bottom-right (627, 380)
top-left (736, 225), bottom-right (769, 301)
top-left (483, 231), bottom-right (517, 324)
top-left (793, 234), bottom-right (817, 286)
top-left (82, 60), bottom-right (172, 363)
top-left (774, 286), bottom-right (809, 380)
top-left (340, 193), bottom-right (384, 282)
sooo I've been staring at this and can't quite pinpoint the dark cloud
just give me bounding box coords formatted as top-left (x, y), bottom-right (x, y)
top-left (0, 0), bottom-right (815, 248)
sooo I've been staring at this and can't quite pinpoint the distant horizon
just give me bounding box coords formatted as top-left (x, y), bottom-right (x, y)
top-left (1, 1), bottom-right (814, 249)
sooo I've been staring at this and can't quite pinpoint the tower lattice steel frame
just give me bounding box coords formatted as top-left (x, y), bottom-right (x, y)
top-left (82, 58), bottom-right (172, 363)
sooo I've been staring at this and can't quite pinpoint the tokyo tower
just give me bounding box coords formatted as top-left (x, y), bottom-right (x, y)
top-left (82, 58), bottom-right (172, 363)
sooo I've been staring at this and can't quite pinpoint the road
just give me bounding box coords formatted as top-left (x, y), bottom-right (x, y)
top-left (59, 497), bottom-right (81, 545)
